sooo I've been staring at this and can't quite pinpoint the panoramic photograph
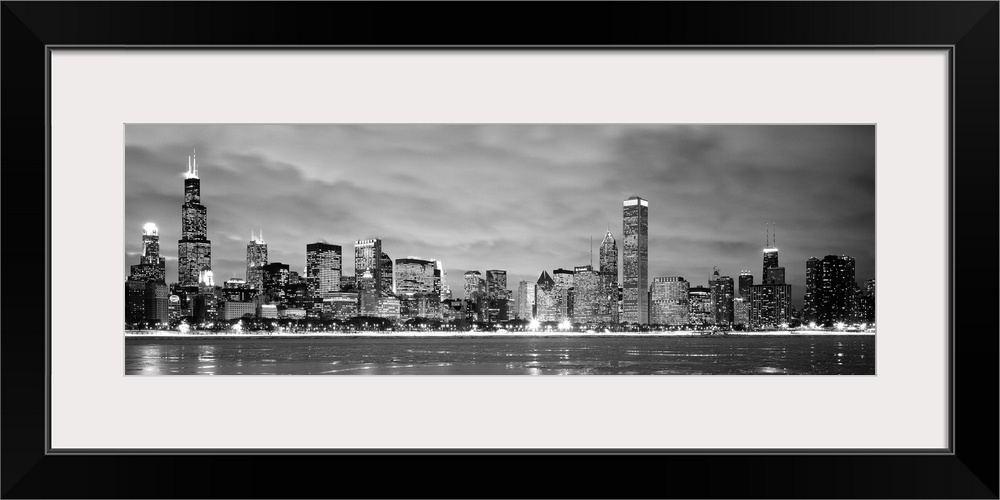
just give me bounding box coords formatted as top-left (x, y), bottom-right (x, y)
top-left (124, 124), bottom-right (876, 375)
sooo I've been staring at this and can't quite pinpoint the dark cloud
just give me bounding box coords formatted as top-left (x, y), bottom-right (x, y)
top-left (125, 125), bottom-right (875, 308)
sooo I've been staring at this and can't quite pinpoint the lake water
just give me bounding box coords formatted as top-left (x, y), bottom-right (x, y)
top-left (125, 335), bottom-right (875, 375)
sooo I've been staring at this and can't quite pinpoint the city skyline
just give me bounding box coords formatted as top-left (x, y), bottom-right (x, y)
top-left (124, 124), bottom-right (876, 308)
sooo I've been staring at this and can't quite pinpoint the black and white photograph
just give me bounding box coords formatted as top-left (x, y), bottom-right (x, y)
top-left (124, 124), bottom-right (876, 375)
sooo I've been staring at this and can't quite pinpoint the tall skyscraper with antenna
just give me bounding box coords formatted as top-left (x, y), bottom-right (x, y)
top-left (762, 222), bottom-right (779, 277)
top-left (622, 196), bottom-right (649, 324)
top-left (177, 150), bottom-right (212, 286)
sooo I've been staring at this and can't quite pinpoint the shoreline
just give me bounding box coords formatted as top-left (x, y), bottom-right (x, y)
top-left (125, 330), bottom-right (876, 340)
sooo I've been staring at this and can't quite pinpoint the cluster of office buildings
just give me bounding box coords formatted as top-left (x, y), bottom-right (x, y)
top-left (125, 153), bottom-right (875, 330)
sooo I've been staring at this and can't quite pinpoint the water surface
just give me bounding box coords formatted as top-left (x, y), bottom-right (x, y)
top-left (125, 336), bottom-right (874, 375)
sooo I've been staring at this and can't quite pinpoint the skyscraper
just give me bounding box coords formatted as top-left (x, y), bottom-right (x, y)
top-left (126, 223), bottom-right (168, 325)
top-left (762, 223), bottom-right (779, 279)
top-left (688, 285), bottom-right (714, 325)
top-left (748, 282), bottom-right (792, 329)
top-left (649, 277), bottom-right (689, 326)
top-left (486, 270), bottom-right (508, 301)
top-left (733, 297), bottom-right (750, 327)
top-left (552, 268), bottom-right (575, 321)
top-left (177, 150), bottom-right (212, 286)
top-left (534, 271), bottom-right (559, 322)
top-left (261, 262), bottom-right (290, 303)
top-left (306, 242), bottom-right (342, 299)
top-left (622, 196), bottom-right (649, 324)
top-left (130, 223), bottom-right (166, 283)
top-left (803, 254), bottom-right (857, 326)
top-left (380, 252), bottom-right (394, 295)
top-left (354, 239), bottom-right (383, 295)
top-left (395, 257), bottom-right (438, 295)
top-left (710, 273), bottom-right (735, 326)
top-left (738, 270), bottom-right (753, 298)
top-left (438, 263), bottom-right (451, 300)
top-left (395, 257), bottom-right (441, 319)
top-left (245, 230), bottom-right (268, 296)
top-left (599, 230), bottom-right (619, 323)
top-left (516, 280), bottom-right (536, 320)
top-left (486, 270), bottom-right (509, 322)
top-left (572, 265), bottom-right (600, 323)
top-left (463, 270), bottom-right (482, 300)
top-left (863, 279), bottom-right (876, 324)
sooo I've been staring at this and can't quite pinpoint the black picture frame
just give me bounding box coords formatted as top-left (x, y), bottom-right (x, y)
top-left (2, 2), bottom-right (996, 498)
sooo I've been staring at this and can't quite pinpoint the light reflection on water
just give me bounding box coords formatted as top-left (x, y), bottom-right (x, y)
top-left (125, 336), bottom-right (875, 375)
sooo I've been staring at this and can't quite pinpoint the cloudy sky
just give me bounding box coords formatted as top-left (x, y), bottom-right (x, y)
top-left (124, 124), bottom-right (875, 308)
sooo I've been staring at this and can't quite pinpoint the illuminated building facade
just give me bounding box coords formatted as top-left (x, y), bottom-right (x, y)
top-left (552, 268), bottom-right (575, 321)
top-left (177, 150), bottom-right (212, 286)
top-left (222, 278), bottom-right (254, 302)
top-left (733, 297), bottom-right (750, 327)
top-left (534, 271), bottom-right (559, 322)
top-left (322, 293), bottom-right (360, 321)
top-left (358, 271), bottom-right (378, 315)
top-left (572, 265), bottom-right (600, 323)
top-left (650, 277), bottom-right (689, 326)
top-left (130, 223), bottom-right (166, 283)
top-left (688, 285), bottom-right (714, 325)
top-left (748, 283), bottom-right (792, 329)
top-left (261, 262), bottom-right (290, 303)
top-left (396, 258), bottom-right (438, 295)
top-left (306, 242), bottom-right (342, 298)
top-left (863, 279), bottom-right (876, 324)
top-left (738, 270), bottom-right (753, 298)
top-left (803, 254), bottom-right (857, 326)
top-left (710, 271), bottom-right (735, 325)
top-left (622, 196), bottom-right (649, 324)
top-left (463, 270), bottom-right (482, 299)
top-left (381, 252), bottom-right (394, 295)
top-left (396, 257), bottom-right (441, 319)
top-left (222, 301), bottom-right (256, 321)
top-left (599, 230), bottom-right (619, 323)
top-left (354, 239), bottom-right (383, 295)
top-left (516, 280), bottom-right (536, 319)
top-left (126, 223), bottom-right (169, 326)
top-left (245, 230), bottom-right (268, 296)
top-left (486, 270), bottom-right (509, 322)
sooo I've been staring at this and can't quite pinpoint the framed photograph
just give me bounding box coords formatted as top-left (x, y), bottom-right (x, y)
top-left (3, 2), bottom-right (996, 498)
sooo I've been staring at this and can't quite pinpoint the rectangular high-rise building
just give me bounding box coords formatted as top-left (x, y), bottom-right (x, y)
top-left (688, 285), bottom-right (714, 325)
top-left (738, 271), bottom-right (753, 298)
top-left (552, 268), bottom-right (575, 322)
top-left (572, 265), bottom-right (600, 324)
top-left (733, 297), bottom-right (750, 327)
top-left (486, 270), bottom-right (509, 322)
top-left (749, 283), bottom-right (793, 329)
top-left (650, 277), bottom-right (689, 326)
top-left (711, 275), bottom-right (735, 325)
top-left (306, 242), bottom-right (342, 298)
top-left (516, 280), bottom-right (536, 320)
top-left (354, 239), bottom-right (383, 296)
top-left (622, 196), bottom-right (649, 324)
top-left (803, 255), bottom-right (857, 326)
top-left (245, 231), bottom-right (268, 296)
top-left (396, 257), bottom-right (441, 319)
top-left (261, 262), bottom-right (290, 303)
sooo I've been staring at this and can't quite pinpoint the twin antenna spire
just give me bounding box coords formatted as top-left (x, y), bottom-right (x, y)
top-left (251, 227), bottom-right (264, 242)
top-left (766, 222), bottom-right (777, 248)
top-left (185, 149), bottom-right (199, 178)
